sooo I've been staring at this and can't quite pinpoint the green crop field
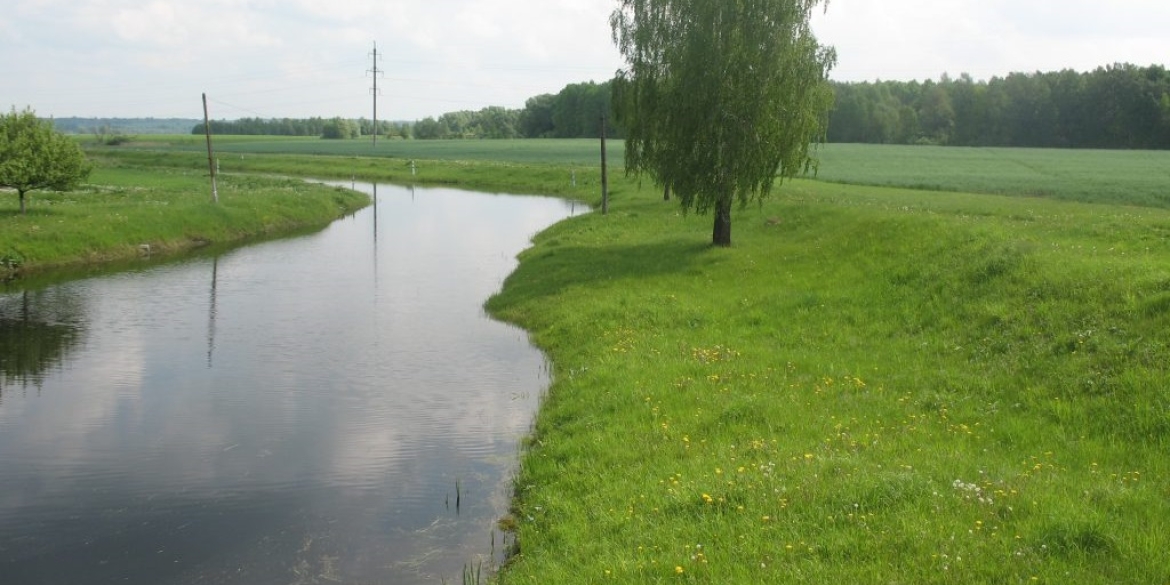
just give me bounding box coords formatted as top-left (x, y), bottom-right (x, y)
top-left (812, 143), bottom-right (1170, 209)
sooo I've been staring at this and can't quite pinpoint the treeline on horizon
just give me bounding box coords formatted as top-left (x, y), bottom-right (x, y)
top-left (54, 117), bottom-right (197, 135)
top-left (830, 63), bottom-right (1170, 149)
top-left (184, 63), bottom-right (1170, 149)
top-left (193, 116), bottom-right (412, 140)
top-left (188, 80), bottom-right (616, 141)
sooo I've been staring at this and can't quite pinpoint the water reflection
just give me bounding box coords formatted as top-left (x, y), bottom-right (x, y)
top-left (207, 256), bottom-right (219, 368)
top-left (0, 289), bottom-right (85, 396)
top-left (0, 184), bottom-right (584, 584)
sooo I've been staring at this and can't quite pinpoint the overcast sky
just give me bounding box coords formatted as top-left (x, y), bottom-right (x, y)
top-left (3, 0), bottom-right (1168, 121)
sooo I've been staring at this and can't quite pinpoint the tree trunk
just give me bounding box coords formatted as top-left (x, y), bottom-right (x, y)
top-left (19, 190), bottom-right (26, 215)
top-left (663, 184), bottom-right (671, 201)
top-left (712, 196), bottom-right (732, 247)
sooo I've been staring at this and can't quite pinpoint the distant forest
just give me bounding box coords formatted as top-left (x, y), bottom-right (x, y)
top-left (828, 63), bottom-right (1170, 149)
top-left (193, 116), bottom-right (412, 140)
top-left (187, 80), bottom-right (617, 141)
top-left (54, 63), bottom-right (1170, 149)
top-left (53, 117), bottom-right (199, 135)
top-left (195, 63), bottom-right (1170, 149)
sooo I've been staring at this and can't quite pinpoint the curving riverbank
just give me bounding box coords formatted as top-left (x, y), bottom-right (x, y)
top-left (483, 177), bottom-right (1170, 583)
top-left (0, 157), bottom-right (369, 281)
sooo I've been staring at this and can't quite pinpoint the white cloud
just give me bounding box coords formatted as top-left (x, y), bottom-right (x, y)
top-left (813, 0), bottom-right (1170, 81)
top-left (110, 1), bottom-right (188, 46)
top-left (2, 0), bottom-right (1167, 118)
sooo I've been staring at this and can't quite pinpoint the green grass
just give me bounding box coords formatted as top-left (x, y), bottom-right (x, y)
top-left (0, 153), bottom-right (368, 278)
top-left (484, 178), bottom-right (1170, 583)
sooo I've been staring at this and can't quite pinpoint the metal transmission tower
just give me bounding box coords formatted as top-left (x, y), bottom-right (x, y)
top-left (368, 42), bottom-right (384, 146)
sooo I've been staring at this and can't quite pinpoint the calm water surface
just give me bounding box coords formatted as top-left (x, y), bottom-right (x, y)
top-left (0, 183), bottom-right (584, 584)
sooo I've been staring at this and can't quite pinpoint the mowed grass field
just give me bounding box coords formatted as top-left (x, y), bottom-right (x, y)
top-left (13, 139), bottom-right (1170, 582)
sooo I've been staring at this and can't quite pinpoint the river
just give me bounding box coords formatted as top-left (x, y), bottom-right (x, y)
top-left (0, 182), bottom-right (583, 584)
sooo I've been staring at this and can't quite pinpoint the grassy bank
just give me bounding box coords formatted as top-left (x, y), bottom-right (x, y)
top-left (0, 153), bottom-right (368, 279)
top-left (485, 178), bottom-right (1170, 582)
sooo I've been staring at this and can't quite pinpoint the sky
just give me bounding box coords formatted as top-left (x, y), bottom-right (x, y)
top-left (3, 0), bottom-right (1168, 121)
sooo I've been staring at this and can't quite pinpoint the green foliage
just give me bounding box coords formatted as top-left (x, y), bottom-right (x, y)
top-left (413, 85), bottom-right (615, 140)
top-left (414, 106), bottom-right (523, 139)
top-left (612, 0), bottom-right (836, 245)
top-left (829, 64), bottom-right (1170, 149)
top-left (549, 81), bottom-right (617, 139)
top-left (0, 107), bottom-right (93, 214)
top-left (321, 117), bottom-right (360, 139)
top-left (52, 117), bottom-right (199, 135)
top-left (520, 94), bottom-right (558, 138)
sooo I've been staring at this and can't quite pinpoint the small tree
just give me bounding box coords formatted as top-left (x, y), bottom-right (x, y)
top-left (611, 0), bottom-right (836, 246)
top-left (0, 108), bottom-right (92, 215)
top-left (321, 117), bottom-right (359, 140)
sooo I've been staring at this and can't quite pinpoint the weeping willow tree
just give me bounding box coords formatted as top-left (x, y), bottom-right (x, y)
top-left (611, 0), bottom-right (836, 246)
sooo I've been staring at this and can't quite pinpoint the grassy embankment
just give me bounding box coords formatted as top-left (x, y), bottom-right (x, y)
top-left (0, 149), bottom-right (370, 280)
top-left (485, 176), bottom-right (1170, 584)
top-left (6, 138), bottom-right (1169, 581)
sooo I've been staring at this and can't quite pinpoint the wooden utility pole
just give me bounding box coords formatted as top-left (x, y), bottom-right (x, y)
top-left (600, 115), bottom-right (609, 215)
top-left (202, 93), bottom-right (218, 203)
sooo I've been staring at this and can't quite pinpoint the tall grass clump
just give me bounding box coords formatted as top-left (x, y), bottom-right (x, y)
top-left (486, 178), bottom-right (1170, 583)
